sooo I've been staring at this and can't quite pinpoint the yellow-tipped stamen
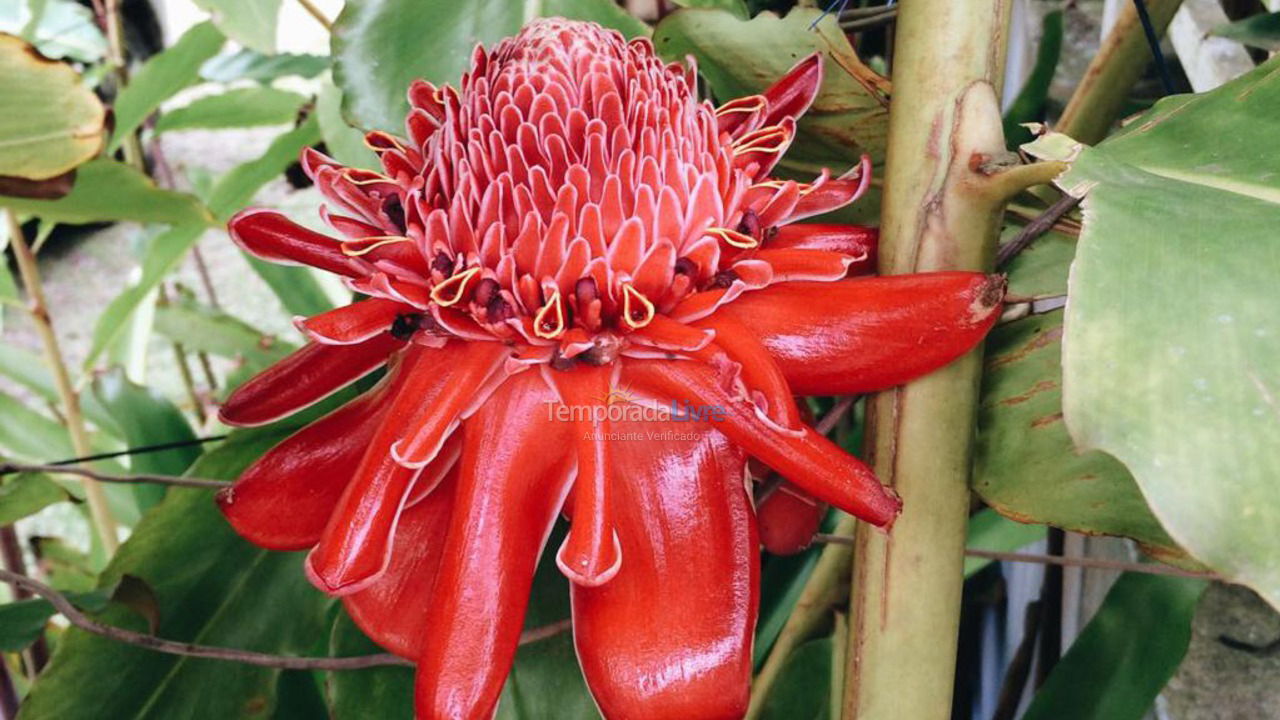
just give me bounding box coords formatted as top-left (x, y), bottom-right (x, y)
top-left (621, 284), bottom-right (656, 329)
top-left (430, 267), bottom-right (481, 307)
top-left (342, 169), bottom-right (396, 186)
top-left (534, 288), bottom-right (566, 339)
top-left (714, 94), bottom-right (767, 117)
top-left (706, 227), bottom-right (759, 250)
top-left (732, 125), bottom-right (791, 156)
top-left (340, 236), bottom-right (411, 257)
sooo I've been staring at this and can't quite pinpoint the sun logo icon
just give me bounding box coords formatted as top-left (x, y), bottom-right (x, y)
top-left (598, 386), bottom-right (637, 406)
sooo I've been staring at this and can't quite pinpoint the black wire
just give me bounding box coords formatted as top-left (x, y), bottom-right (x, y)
top-left (1132, 0), bottom-right (1177, 96)
top-left (47, 435), bottom-right (228, 466)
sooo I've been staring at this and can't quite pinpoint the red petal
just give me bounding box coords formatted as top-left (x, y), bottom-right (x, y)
top-left (297, 297), bottom-right (410, 345)
top-left (625, 360), bottom-right (900, 527)
top-left (217, 389), bottom-right (384, 550)
top-left (342, 466), bottom-right (457, 659)
top-left (749, 248), bottom-right (856, 283)
top-left (785, 155), bottom-right (873, 221)
top-left (760, 53), bottom-right (823, 128)
top-left (307, 343), bottom-right (503, 593)
top-left (228, 209), bottom-right (370, 278)
top-left (715, 273), bottom-right (1005, 395)
top-left (547, 365), bottom-right (621, 587)
top-left (690, 314), bottom-right (798, 428)
top-left (391, 342), bottom-right (510, 465)
top-left (757, 481), bottom-right (825, 555)
top-left (572, 417), bottom-right (756, 720)
top-left (414, 372), bottom-right (574, 719)
top-left (768, 223), bottom-right (877, 275)
top-left (218, 334), bottom-right (403, 427)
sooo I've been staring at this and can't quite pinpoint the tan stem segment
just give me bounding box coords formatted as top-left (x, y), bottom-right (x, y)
top-left (1058, 0), bottom-right (1184, 144)
top-left (842, 1), bottom-right (1014, 718)
top-left (6, 213), bottom-right (119, 553)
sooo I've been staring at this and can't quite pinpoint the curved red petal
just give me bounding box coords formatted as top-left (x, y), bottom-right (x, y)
top-left (572, 418), bottom-right (756, 720)
top-left (626, 360), bottom-right (900, 527)
top-left (759, 53), bottom-right (823, 130)
top-left (548, 364), bottom-right (621, 587)
top-left (218, 334), bottom-right (403, 427)
top-left (228, 209), bottom-right (370, 277)
top-left (414, 371), bottom-right (574, 719)
top-left (689, 314), bottom-right (799, 428)
top-left (297, 297), bottom-right (411, 345)
top-left (769, 223), bottom-right (877, 274)
top-left (342, 466), bottom-right (457, 660)
top-left (715, 273), bottom-right (1005, 396)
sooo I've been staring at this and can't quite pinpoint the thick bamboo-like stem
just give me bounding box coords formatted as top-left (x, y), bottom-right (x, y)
top-left (1057, 0), bottom-right (1183, 144)
top-left (6, 214), bottom-right (119, 553)
top-left (842, 1), bottom-right (1015, 717)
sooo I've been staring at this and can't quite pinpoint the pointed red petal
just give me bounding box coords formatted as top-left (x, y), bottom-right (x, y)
top-left (228, 209), bottom-right (370, 277)
top-left (749, 248), bottom-right (856, 283)
top-left (572, 418), bottom-right (756, 720)
top-left (626, 360), bottom-right (900, 526)
top-left (307, 343), bottom-right (500, 593)
top-left (760, 52), bottom-right (823, 128)
top-left (342, 466), bottom-right (457, 659)
top-left (414, 372), bottom-right (574, 719)
top-left (548, 365), bottom-right (621, 587)
top-left (218, 334), bottom-right (403, 427)
top-left (297, 297), bottom-right (410, 345)
top-left (715, 273), bottom-right (1005, 395)
top-left (391, 342), bottom-right (510, 466)
top-left (690, 314), bottom-right (799, 428)
top-left (768, 223), bottom-right (877, 275)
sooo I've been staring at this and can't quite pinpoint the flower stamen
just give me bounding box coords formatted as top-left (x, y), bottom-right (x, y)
top-left (430, 267), bottom-right (482, 307)
top-left (534, 288), bottom-right (566, 339)
top-left (341, 236), bottom-right (411, 256)
top-left (706, 227), bottom-right (759, 250)
top-left (621, 284), bottom-right (656, 329)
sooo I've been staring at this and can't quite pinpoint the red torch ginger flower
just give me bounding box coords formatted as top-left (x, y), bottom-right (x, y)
top-left (217, 19), bottom-right (1002, 720)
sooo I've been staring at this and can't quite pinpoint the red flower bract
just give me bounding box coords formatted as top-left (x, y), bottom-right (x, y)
top-left (217, 19), bottom-right (1003, 720)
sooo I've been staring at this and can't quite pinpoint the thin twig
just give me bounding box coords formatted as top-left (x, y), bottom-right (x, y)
top-left (0, 568), bottom-right (570, 670)
top-left (6, 213), bottom-right (119, 553)
top-left (294, 0), bottom-right (334, 30)
top-left (1, 463), bottom-right (229, 490)
top-left (813, 535), bottom-right (1220, 579)
top-left (996, 194), bottom-right (1083, 268)
top-left (815, 396), bottom-right (857, 436)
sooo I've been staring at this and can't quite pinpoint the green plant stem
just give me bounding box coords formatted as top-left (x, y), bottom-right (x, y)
top-left (6, 213), bottom-right (120, 554)
top-left (1057, 0), bottom-right (1183, 144)
top-left (295, 0), bottom-right (334, 30)
top-left (102, 0), bottom-right (145, 169)
top-left (842, 0), bottom-right (1014, 717)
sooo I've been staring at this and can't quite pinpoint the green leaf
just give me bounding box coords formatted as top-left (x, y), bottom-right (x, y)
top-left (85, 117), bottom-right (320, 370)
top-left (0, 33), bottom-right (105, 180)
top-left (1002, 10), bottom-right (1062, 148)
top-left (0, 341), bottom-right (122, 436)
top-left (0, 217), bottom-right (20, 310)
top-left (154, 296), bottom-right (293, 372)
top-left (4, 0), bottom-right (107, 63)
top-left (754, 546), bottom-right (821, 668)
top-left (999, 223), bottom-right (1076, 299)
top-left (92, 369), bottom-right (199, 510)
top-left (326, 611), bottom-right (413, 720)
top-left (109, 21), bottom-right (225, 153)
top-left (1022, 574), bottom-right (1205, 720)
top-left (653, 8), bottom-right (889, 186)
top-left (200, 49), bottom-right (329, 84)
top-left (154, 87), bottom-right (308, 134)
top-left (31, 535), bottom-right (98, 592)
top-left (19, 427), bottom-right (336, 720)
top-left (963, 508), bottom-right (1047, 577)
top-left (333, 0), bottom-right (649, 133)
top-left (0, 472), bottom-right (69, 525)
top-left (0, 390), bottom-right (77, 461)
top-left (973, 312), bottom-right (1187, 563)
top-left (242, 256), bottom-right (336, 318)
top-left (317, 79), bottom-right (379, 170)
top-left (757, 637), bottom-right (831, 720)
top-left (669, 0), bottom-right (749, 19)
top-left (1037, 59), bottom-right (1280, 608)
top-left (193, 0), bottom-right (282, 55)
top-left (0, 590), bottom-right (108, 652)
top-left (0, 159), bottom-right (211, 226)
top-left (1210, 11), bottom-right (1280, 52)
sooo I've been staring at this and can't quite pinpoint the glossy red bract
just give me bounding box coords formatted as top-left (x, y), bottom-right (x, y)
top-left (217, 19), bottom-right (1002, 720)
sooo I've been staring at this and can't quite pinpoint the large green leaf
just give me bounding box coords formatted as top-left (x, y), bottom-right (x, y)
top-left (317, 79), bottom-right (379, 170)
top-left (973, 312), bottom-right (1187, 563)
top-left (757, 637), bottom-right (831, 720)
top-left (154, 296), bottom-right (293, 372)
top-left (154, 87), bottom-right (307, 134)
top-left (1022, 574), bottom-right (1205, 720)
top-left (200, 49), bottom-right (329, 84)
top-left (108, 21), bottom-right (225, 153)
top-left (85, 117), bottom-right (320, 370)
top-left (0, 159), bottom-right (211, 226)
top-left (92, 369), bottom-right (199, 510)
top-left (0, 33), bottom-right (105, 179)
top-left (332, 0), bottom-right (649, 133)
top-left (193, 0), bottom-right (282, 55)
top-left (0, 336), bottom-right (120, 436)
top-left (1038, 59), bottom-right (1280, 607)
top-left (18, 426), bottom-right (336, 720)
top-left (653, 8), bottom-right (889, 180)
top-left (0, 472), bottom-right (69, 525)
